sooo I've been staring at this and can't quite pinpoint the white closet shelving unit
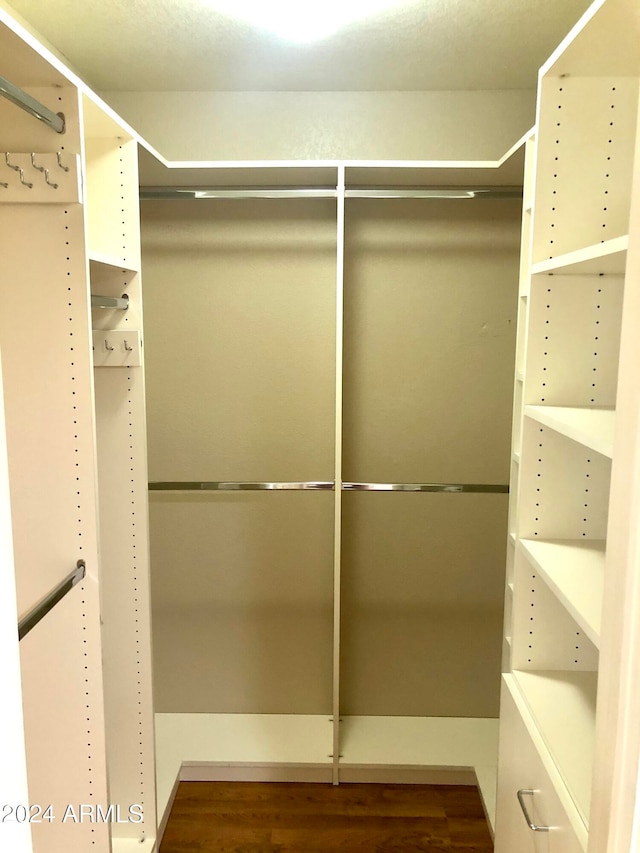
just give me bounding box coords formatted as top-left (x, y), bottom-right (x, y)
top-left (0, 9), bottom-right (156, 853)
top-left (496, 1), bottom-right (640, 851)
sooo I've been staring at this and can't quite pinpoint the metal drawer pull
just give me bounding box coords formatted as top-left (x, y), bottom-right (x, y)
top-left (517, 789), bottom-right (550, 832)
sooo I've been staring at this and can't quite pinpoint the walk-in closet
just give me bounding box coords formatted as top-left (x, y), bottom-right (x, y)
top-left (138, 157), bottom-right (524, 821)
top-left (2, 0), bottom-right (640, 852)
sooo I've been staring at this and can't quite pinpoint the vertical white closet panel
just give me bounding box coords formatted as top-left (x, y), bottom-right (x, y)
top-left (83, 98), bottom-right (157, 850)
top-left (0, 68), bottom-right (110, 853)
top-left (0, 350), bottom-right (32, 853)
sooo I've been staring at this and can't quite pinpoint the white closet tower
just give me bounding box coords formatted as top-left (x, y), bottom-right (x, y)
top-left (0, 9), bottom-right (156, 853)
top-left (496, 1), bottom-right (640, 851)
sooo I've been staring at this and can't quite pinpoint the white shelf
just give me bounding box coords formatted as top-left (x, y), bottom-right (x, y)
top-left (525, 405), bottom-right (615, 458)
top-left (514, 669), bottom-right (597, 826)
top-left (155, 713), bottom-right (333, 825)
top-left (339, 715), bottom-right (499, 766)
top-left (532, 236), bottom-right (628, 276)
top-left (89, 252), bottom-right (138, 274)
top-left (518, 539), bottom-right (605, 647)
top-left (339, 715), bottom-right (499, 829)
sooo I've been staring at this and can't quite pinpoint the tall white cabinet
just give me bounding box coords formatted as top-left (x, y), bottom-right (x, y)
top-left (0, 9), bottom-right (156, 853)
top-left (496, 1), bottom-right (640, 851)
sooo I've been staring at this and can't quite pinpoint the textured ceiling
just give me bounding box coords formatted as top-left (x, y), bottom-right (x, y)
top-left (6, 0), bottom-right (593, 92)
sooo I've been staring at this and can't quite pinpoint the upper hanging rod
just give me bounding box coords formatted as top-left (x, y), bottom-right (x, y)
top-left (0, 74), bottom-right (65, 134)
top-left (148, 481), bottom-right (335, 491)
top-left (18, 560), bottom-right (86, 641)
top-left (342, 482), bottom-right (509, 493)
top-left (91, 293), bottom-right (129, 310)
top-left (140, 188), bottom-right (337, 201)
top-left (345, 188), bottom-right (522, 200)
top-left (139, 186), bottom-right (522, 201)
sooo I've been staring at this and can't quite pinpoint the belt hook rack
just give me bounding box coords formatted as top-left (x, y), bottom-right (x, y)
top-left (31, 153), bottom-right (58, 189)
top-left (5, 152), bottom-right (32, 188)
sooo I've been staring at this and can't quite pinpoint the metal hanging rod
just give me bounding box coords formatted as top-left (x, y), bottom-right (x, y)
top-left (342, 482), bottom-right (509, 493)
top-left (91, 293), bottom-right (129, 310)
top-left (18, 560), bottom-right (86, 641)
top-left (140, 188), bottom-right (337, 200)
top-left (345, 188), bottom-right (523, 199)
top-left (148, 481), bottom-right (336, 491)
top-left (148, 481), bottom-right (507, 493)
top-left (139, 187), bottom-right (522, 201)
top-left (0, 74), bottom-right (65, 134)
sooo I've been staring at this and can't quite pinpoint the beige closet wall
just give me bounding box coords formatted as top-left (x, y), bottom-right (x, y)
top-left (341, 198), bottom-right (522, 718)
top-left (142, 199), bottom-right (337, 714)
top-left (104, 90), bottom-right (535, 161)
top-left (141, 194), bottom-right (521, 719)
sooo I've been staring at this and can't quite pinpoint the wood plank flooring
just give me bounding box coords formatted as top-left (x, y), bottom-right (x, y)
top-left (160, 781), bottom-right (494, 852)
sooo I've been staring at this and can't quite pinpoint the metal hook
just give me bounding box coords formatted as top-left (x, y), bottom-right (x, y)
top-left (124, 340), bottom-right (133, 352)
top-left (0, 181), bottom-right (7, 188)
top-left (31, 154), bottom-right (59, 189)
top-left (5, 153), bottom-right (33, 188)
top-left (56, 151), bottom-right (70, 172)
top-left (104, 339), bottom-right (114, 352)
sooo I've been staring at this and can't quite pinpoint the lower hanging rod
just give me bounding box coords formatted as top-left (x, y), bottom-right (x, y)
top-left (140, 188), bottom-right (337, 200)
top-left (148, 481), bottom-right (335, 491)
top-left (148, 481), bottom-right (507, 493)
top-left (343, 482), bottom-right (509, 493)
top-left (0, 74), bottom-right (65, 134)
top-left (18, 560), bottom-right (86, 641)
top-left (91, 293), bottom-right (129, 310)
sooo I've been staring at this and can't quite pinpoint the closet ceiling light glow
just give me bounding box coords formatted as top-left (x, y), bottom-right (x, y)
top-left (203, 0), bottom-right (417, 42)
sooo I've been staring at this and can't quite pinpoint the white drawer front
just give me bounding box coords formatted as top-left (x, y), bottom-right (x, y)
top-left (495, 677), bottom-right (586, 853)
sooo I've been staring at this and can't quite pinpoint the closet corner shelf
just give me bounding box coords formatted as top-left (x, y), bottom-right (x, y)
top-left (513, 669), bottom-right (597, 828)
top-left (338, 716), bottom-right (499, 768)
top-left (531, 236), bottom-right (628, 276)
top-left (89, 252), bottom-right (138, 275)
top-left (518, 538), bottom-right (605, 647)
top-left (524, 405), bottom-right (615, 458)
top-left (155, 713), bottom-right (333, 824)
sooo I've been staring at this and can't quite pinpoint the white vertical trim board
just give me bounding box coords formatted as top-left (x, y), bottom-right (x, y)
top-left (0, 351), bottom-right (32, 853)
top-left (332, 166), bottom-right (346, 784)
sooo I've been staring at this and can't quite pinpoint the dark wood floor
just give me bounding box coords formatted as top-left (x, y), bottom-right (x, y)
top-left (160, 781), bottom-right (494, 852)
